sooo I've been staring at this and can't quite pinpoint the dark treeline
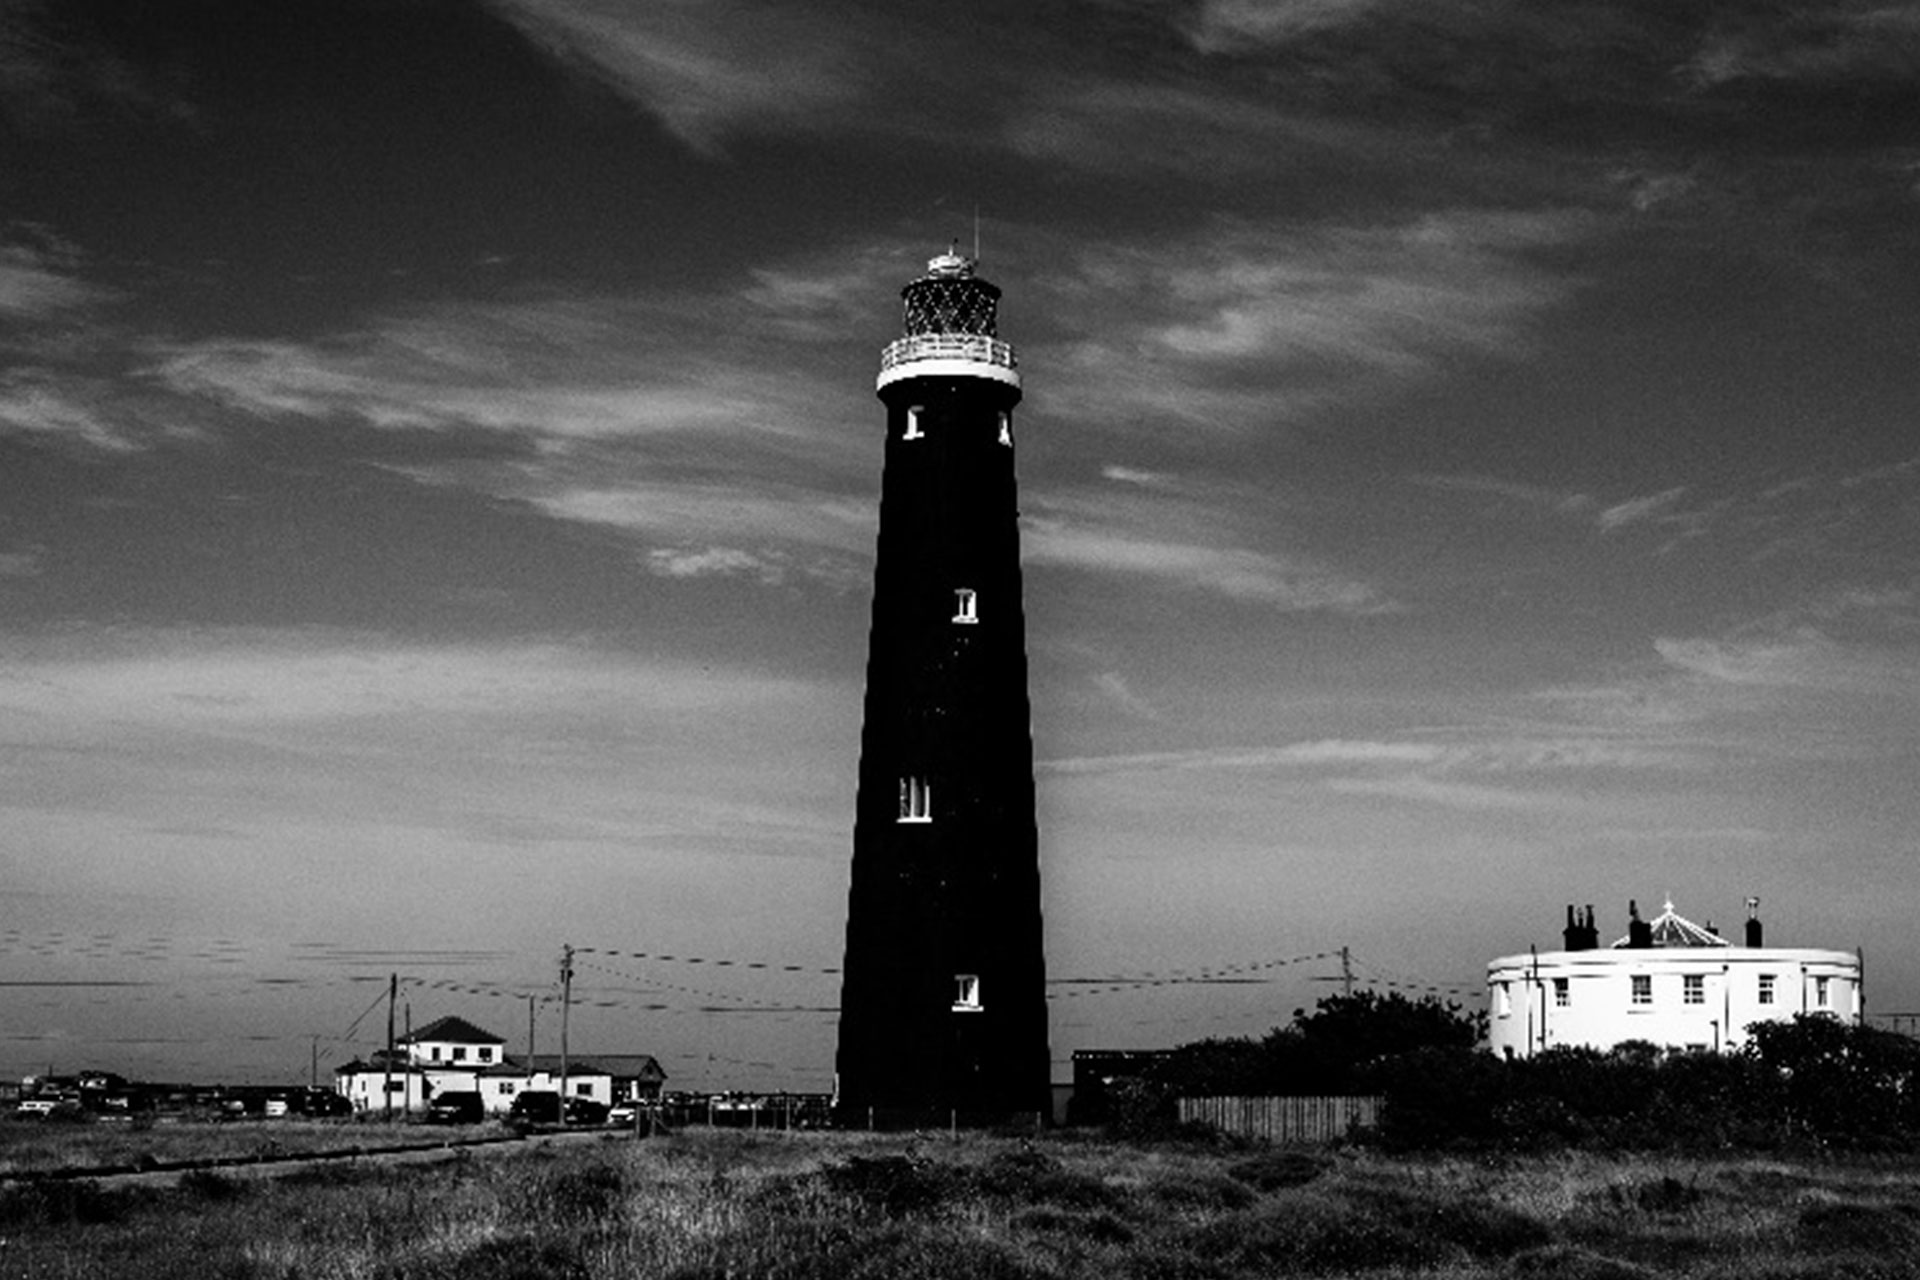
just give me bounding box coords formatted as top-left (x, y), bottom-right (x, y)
top-left (1114, 992), bottom-right (1920, 1152)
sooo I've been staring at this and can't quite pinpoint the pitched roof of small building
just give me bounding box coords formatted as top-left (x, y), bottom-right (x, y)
top-left (401, 1016), bottom-right (506, 1046)
top-left (505, 1053), bottom-right (665, 1080)
top-left (1611, 900), bottom-right (1729, 948)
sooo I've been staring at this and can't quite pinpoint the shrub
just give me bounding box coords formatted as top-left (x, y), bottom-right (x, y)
top-left (1187, 1198), bottom-right (1454, 1273)
top-left (1144, 1169), bottom-right (1256, 1214)
top-left (1509, 1244), bottom-right (1658, 1279)
top-left (820, 1154), bottom-right (965, 1219)
top-left (1009, 1205), bottom-right (1134, 1245)
top-left (1796, 1201), bottom-right (1920, 1254)
top-left (383, 1235), bottom-right (591, 1280)
top-left (178, 1169), bottom-right (252, 1202)
top-left (546, 1161), bottom-right (626, 1224)
top-left (974, 1146), bottom-right (1128, 1213)
top-left (1226, 1149), bottom-right (1327, 1191)
top-left (0, 1178), bottom-right (136, 1227)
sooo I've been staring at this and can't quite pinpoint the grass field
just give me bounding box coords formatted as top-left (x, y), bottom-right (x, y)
top-left (0, 1116), bottom-right (500, 1179)
top-left (3, 1125), bottom-right (1918, 1278)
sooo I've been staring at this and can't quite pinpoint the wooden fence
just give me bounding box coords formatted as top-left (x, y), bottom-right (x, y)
top-left (1176, 1095), bottom-right (1381, 1144)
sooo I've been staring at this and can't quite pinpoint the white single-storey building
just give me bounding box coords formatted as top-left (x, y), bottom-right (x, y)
top-left (1487, 899), bottom-right (1862, 1059)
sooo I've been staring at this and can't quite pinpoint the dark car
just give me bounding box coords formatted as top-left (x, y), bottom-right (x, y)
top-left (426, 1091), bottom-right (485, 1124)
top-left (565, 1097), bottom-right (610, 1126)
top-left (506, 1091), bottom-right (608, 1126)
top-left (508, 1090), bottom-right (562, 1125)
top-left (296, 1088), bottom-right (354, 1118)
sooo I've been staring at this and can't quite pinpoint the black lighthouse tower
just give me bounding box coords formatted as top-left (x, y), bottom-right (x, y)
top-left (835, 249), bottom-right (1050, 1125)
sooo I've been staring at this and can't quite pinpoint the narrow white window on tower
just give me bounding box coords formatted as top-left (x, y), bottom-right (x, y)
top-left (997, 410), bottom-right (1012, 446)
top-left (953, 588), bottom-right (977, 624)
top-left (898, 776), bottom-right (931, 823)
top-left (1815, 975), bottom-right (1831, 1008)
top-left (953, 974), bottom-right (982, 1012)
top-left (903, 406), bottom-right (925, 441)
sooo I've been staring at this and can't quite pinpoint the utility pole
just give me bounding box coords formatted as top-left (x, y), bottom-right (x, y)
top-left (1313, 948), bottom-right (1356, 998)
top-left (384, 972), bottom-right (397, 1122)
top-left (310, 1036), bottom-right (318, 1090)
top-left (559, 944), bottom-right (574, 1125)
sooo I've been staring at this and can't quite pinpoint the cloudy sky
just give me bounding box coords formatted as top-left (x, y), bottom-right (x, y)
top-left (3, 0), bottom-right (1918, 1089)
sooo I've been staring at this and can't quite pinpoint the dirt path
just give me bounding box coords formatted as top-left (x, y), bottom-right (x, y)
top-left (6, 1127), bottom-right (625, 1192)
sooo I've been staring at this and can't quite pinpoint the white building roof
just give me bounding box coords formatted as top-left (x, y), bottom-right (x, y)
top-left (1611, 899), bottom-right (1728, 948)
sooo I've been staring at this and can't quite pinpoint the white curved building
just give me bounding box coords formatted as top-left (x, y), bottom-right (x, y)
top-left (1486, 900), bottom-right (1862, 1059)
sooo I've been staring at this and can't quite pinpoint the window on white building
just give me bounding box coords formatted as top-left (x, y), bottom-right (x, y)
top-left (575, 1082), bottom-right (593, 1096)
top-left (904, 406), bottom-right (925, 441)
top-left (899, 776), bottom-right (932, 823)
top-left (479, 1047), bottom-right (493, 1063)
top-left (1683, 974), bottom-right (1704, 1005)
top-left (953, 974), bottom-right (982, 1012)
top-left (430, 1046), bottom-right (441, 1062)
top-left (1553, 978), bottom-right (1569, 1008)
top-left (1815, 976), bottom-right (1831, 1008)
top-left (1631, 974), bottom-right (1652, 1006)
top-left (1758, 974), bottom-right (1775, 1005)
top-left (953, 588), bottom-right (978, 624)
top-left (453, 1047), bottom-right (467, 1062)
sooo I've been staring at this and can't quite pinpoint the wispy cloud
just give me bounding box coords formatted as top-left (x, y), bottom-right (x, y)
top-left (0, 242), bottom-right (103, 318)
top-left (1025, 516), bottom-right (1389, 611)
top-left (532, 483), bottom-right (872, 586)
top-left (1046, 734), bottom-right (1682, 778)
top-left (488, 0), bottom-right (873, 153)
top-left (1186, 0), bottom-right (1388, 49)
top-left (1598, 487), bottom-right (1687, 532)
top-left (0, 376), bottom-right (138, 451)
top-left (149, 296), bottom-right (858, 448)
top-left (1091, 670), bottom-right (1158, 721)
top-left (0, 628), bottom-right (822, 730)
top-left (0, 545), bottom-right (44, 577)
top-left (1410, 473), bottom-right (1599, 520)
top-left (1028, 210), bottom-right (1586, 433)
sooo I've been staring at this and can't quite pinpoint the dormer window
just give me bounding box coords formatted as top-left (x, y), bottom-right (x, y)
top-left (479, 1047), bottom-right (493, 1064)
top-left (430, 1046), bottom-right (442, 1062)
top-left (953, 588), bottom-right (977, 624)
top-left (903, 406), bottom-right (925, 441)
top-left (899, 776), bottom-right (931, 823)
top-left (452, 1046), bottom-right (467, 1062)
top-left (953, 974), bottom-right (982, 1012)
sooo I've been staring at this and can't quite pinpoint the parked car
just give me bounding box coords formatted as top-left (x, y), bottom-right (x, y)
top-left (294, 1088), bottom-right (354, 1118)
top-left (426, 1091), bottom-right (485, 1124)
top-left (566, 1097), bottom-right (610, 1126)
top-left (507, 1091), bottom-right (608, 1126)
top-left (508, 1090), bottom-right (562, 1125)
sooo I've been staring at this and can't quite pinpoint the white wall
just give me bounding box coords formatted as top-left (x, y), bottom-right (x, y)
top-left (1487, 947), bottom-right (1861, 1059)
